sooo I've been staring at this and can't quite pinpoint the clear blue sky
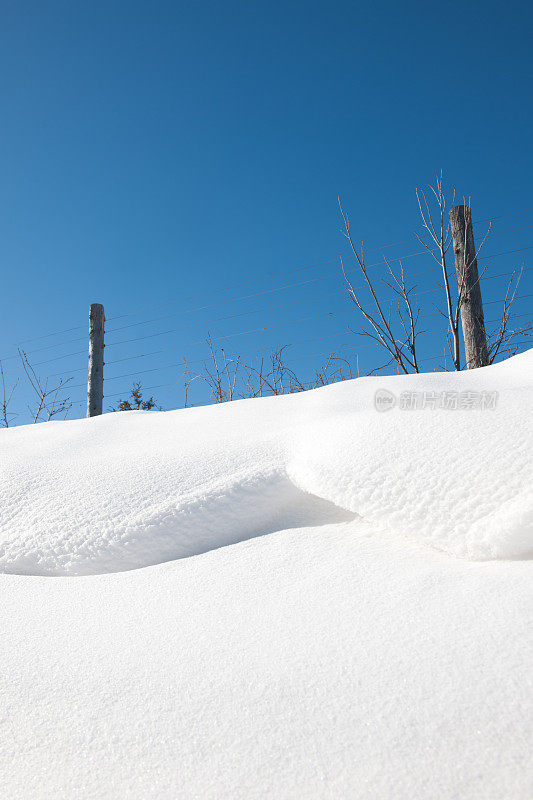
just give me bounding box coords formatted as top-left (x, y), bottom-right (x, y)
top-left (1, 0), bottom-right (532, 420)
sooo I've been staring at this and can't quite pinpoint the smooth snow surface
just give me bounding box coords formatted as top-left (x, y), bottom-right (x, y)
top-left (1, 351), bottom-right (532, 799)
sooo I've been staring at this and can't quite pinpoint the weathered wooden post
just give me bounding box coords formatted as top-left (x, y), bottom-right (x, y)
top-left (449, 205), bottom-right (489, 368)
top-left (87, 303), bottom-right (105, 417)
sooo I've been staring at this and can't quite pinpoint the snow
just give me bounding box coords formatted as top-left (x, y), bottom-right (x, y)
top-left (0, 350), bottom-right (532, 798)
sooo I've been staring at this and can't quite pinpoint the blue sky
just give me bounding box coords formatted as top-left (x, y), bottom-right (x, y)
top-left (1, 0), bottom-right (532, 420)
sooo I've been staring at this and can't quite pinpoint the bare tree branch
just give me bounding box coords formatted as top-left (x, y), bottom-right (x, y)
top-left (339, 197), bottom-right (420, 373)
top-left (0, 361), bottom-right (18, 428)
top-left (18, 349), bottom-right (72, 422)
top-left (414, 173), bottom-right (461, 370)
top-left (486, 268), bottom-right (532, 362)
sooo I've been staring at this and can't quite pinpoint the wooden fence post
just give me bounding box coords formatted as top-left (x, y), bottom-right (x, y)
top-left (87, 303), bottom-right (105, 417)
top-left (449, 205), bottom-right (489, 368)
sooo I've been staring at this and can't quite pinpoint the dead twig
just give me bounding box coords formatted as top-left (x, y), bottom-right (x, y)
top-left (0, 361), bottom-right (18, 428)
top-left (18, 349), bottom-right (72, 422)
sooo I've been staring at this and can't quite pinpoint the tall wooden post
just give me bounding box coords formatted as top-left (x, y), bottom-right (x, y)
top-left (87, 303), bottom-right (105, 417)
top-left (449, 205), bottom-right (489, 369)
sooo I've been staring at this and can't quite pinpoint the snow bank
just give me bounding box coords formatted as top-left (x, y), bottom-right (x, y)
top-left (289, 349), bottom-right (533, 561)
top-left (0, 352), bottom-right (532, 799)
top-left (1, 351), bottom-right (533, 573)
top-left (1, 350), bottom-right (532, 574)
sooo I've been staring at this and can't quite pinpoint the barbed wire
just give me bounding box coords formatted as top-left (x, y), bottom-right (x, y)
top-left (3, 257), bottom-right (527, 367)
top-left (101, 270), bottom-right (530, 350)
top-left (102, 246), bottom-right (531, 337)
top-left (7, 279), bottom-right (531, 380)
top-left (473, 208), bottom-right (533, 225)
top-left (42, 302), bottom-right (533, 381)
top-left (37, 277), bottom-right (530, 374)
top-left (60, 309), bottom-right (532, 391)
top-left (3, 206), bottom-right (532, 352)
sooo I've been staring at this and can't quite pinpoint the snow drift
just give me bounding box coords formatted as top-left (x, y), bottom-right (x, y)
top-left (0, 351), bottom-right (532, 800)
top-left (1, 349), bottom-right (532, 574)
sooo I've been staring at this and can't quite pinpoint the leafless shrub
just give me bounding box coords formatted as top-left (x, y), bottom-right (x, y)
top-left (183, 334), bottom-right (241, 406)
top-left (183, 334), bottom-right (355, 406)
top-left (238, 345), bottom-right (305, 398)
top-left (339, 199), bottom-right (423, 375)
top-left (18, 349), bottom-right (72, 422)
top-left (307, 352), bottom-right (356, 387)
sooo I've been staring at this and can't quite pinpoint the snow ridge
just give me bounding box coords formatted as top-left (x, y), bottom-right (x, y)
top-left (0, 349), bottom-right (532, 574)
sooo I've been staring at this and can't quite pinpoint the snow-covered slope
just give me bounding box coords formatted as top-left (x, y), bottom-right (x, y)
top-left (1, 349), bottom-right (532, 574)
top-left (0, 351), bottom-right (532, 799)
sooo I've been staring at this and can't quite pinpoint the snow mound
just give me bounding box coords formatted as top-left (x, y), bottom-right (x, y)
top-left (0, 467), bottom-right (354, 575)
top-left (1, 352), bottom-right (532, 800)
top-left (1, 350), bottom-right (532, 574)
